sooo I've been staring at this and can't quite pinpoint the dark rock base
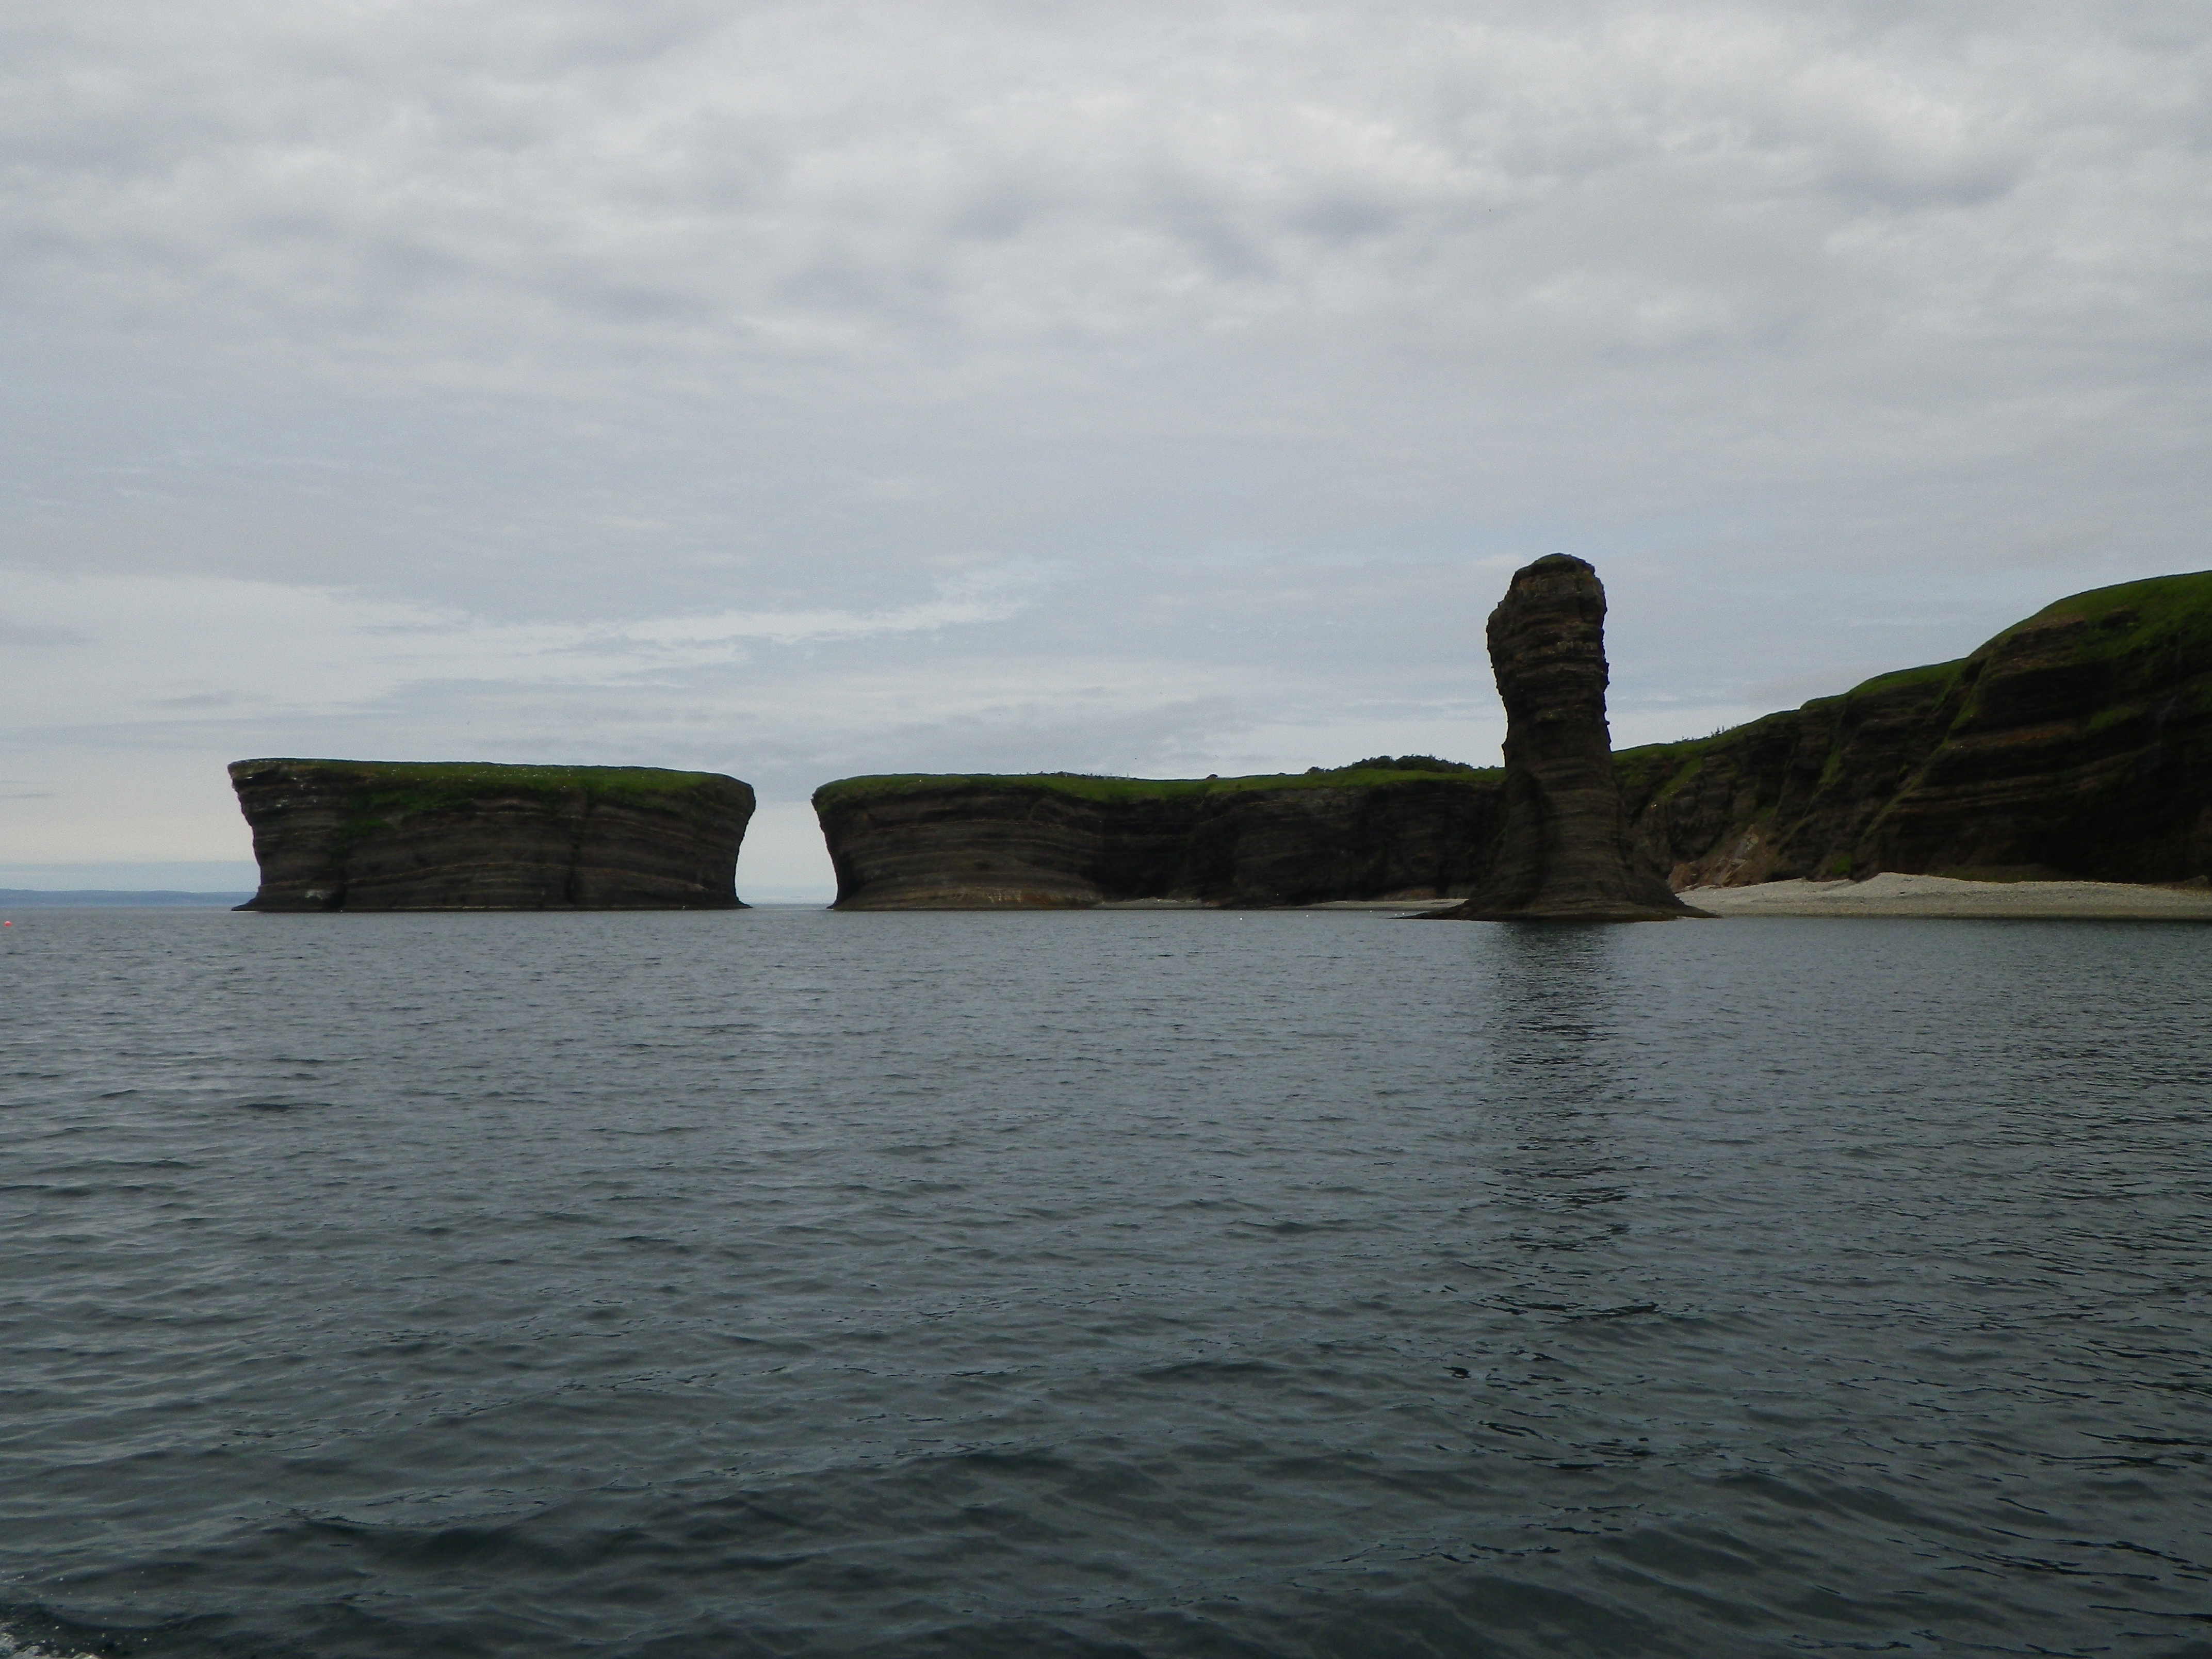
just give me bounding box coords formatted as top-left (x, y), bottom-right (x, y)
top-left (231, 760), bottom-right (755, 912)
top-left (1429, 554), bottom-right (1707, 923)
top-left (814, 772), bottom-right (1503, 909)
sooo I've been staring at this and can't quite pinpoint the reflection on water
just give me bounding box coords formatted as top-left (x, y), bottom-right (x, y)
top-left (1470, 925), bottom-right (1635, 1269)
top-left (2, 908), bottom-right (2207, 1659)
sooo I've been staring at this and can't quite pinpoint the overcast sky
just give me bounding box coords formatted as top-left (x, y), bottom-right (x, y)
top-left (4, 1), bottom-right (2207, 897)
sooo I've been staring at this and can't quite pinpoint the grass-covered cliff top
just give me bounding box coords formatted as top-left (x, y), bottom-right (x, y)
top-left (231, 759), bottom-right (747, 815)
top-left (2002, 569), bottom-right (2212, 664)
top-left (1614, 567), bottom-right (2212, 776)
top-left (1615, 656), bottom-right (1976, 774)
top-left (814, 758), bottom-right (1500, 808)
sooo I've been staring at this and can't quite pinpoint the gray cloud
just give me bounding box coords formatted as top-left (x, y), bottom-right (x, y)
top-left (0, 618), bottom-right (87, 647)
top-left (2, 0), bottom-right (2207, 893)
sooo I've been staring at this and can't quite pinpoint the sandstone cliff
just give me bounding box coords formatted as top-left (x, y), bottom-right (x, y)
top-left (812, 768), bottom-right (1503, 908)
top-left (1432, 554), bottom-right (1704, 921)
top-left (814, 570), bottom-right (2211, 910)
top-left (231, 759), bottom-right (755, 911)
top-left (1618, 571), bottom-right (2212, 886)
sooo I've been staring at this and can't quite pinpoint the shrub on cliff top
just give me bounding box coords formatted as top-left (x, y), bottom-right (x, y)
top-left (1333, 754), bottom-right (1479, 774)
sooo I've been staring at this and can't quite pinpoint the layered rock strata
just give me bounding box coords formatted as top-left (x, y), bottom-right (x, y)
top-left (231, 759), bottom-right (754, 910)
top-left (1432, 555), bottom-right (1706, 921)
top-left (812, 769), bottom-right (1503, 908)
top-left (1617, 571), bottom-right (2212, 887)
top-left (813, 568), bottom-right (2212, 910)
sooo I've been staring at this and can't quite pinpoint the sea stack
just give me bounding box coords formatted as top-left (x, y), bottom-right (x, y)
top-left (230, 759), bottom-right (755, 911)
top-left (1433, 555), bottom-right (1707, 922)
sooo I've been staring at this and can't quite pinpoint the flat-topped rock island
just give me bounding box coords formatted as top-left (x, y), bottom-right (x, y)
top-left (230, 759), bottom-right (755, 911)
top-left (811, 762), bottom-right (1502, 909)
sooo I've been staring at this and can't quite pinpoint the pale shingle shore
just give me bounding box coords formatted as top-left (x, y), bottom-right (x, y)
top-left (1680, 873), bottom-right (2212, 921)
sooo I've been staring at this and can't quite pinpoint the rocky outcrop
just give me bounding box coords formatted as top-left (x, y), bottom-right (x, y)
top-left (1432, 555), bottom-right (1705, 921)
top-left (812, 768), bottom-right (1504, 908)
top-left (230, 759), bottom-right (754, 910)
top-left (1617, 570), bottom-right (2212, 886)
top-left (815, 569), bottom-right (2212, 912)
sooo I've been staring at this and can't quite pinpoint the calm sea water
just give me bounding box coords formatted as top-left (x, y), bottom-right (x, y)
top-left (3, 907), bottom-right (2207, 1659)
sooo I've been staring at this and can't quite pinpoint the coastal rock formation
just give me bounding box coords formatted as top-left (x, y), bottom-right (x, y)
top-left (231, 759), bottom-right (754, 910)
top-left (1617, 570), bottom-right (2212, 887)
top-left (812, 767), bottom-right (1503, 908)
top-left (814, 568), bottom-right (2212, 912)
top-left (1432, 555), bottom-right (1706, 921)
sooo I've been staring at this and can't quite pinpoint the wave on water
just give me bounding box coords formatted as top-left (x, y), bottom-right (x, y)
top-left (1, 1621), bottom-right (106, 1659)
top-left (4, 909), bottom-right (2209, 1657)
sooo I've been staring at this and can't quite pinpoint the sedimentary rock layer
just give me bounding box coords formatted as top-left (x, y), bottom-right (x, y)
top-left (1432, 554), bottom-right (1704, 922)
top-left (1617, 570), bottom-right (2212, 887)
top-left (812, 769), bottom-right (1503, 908)
top-left (231, 759), bottom-right (755, 910)
top-left (812, 569), bottom-right (2212, 911)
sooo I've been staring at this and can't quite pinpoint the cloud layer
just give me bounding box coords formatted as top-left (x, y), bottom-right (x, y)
top-left (4, 1), bottom-right (2207, 893)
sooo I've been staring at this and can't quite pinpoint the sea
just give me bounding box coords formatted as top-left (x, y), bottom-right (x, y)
top-left (3, 906), bottom-right (2207, 1658)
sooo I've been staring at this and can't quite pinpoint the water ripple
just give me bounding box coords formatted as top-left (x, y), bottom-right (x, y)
top-left (2, 908), bottom-right (2206, 1657)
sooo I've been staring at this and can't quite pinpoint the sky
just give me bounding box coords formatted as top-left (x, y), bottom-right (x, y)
top-left (4, 1), bottom-right (2207, 899)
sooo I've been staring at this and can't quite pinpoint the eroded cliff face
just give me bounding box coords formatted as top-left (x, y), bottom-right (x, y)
top-left (1433, 555), bottom-right (1704, 921)
top-left (1619, 571), bottom-right (2212, 886)
top-left (812, 771), bottom-right (1503, 908)
top-left (231, 760), bottom-right (755, 910)
top-left (817, 570), bottom-right (2212, 910)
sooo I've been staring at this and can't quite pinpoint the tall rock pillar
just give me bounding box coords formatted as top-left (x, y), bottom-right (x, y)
top-left (1435, 554), bottom-right (1709, 921)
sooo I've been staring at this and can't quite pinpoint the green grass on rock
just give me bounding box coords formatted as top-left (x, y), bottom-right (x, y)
top-left (234, 759), bottom-right (736, 821)
top-left (813, 763), bottom-right (1501, 808)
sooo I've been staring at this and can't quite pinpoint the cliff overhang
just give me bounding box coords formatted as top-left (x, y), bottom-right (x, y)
top-left (231, 759), bottom-right (756, 912)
